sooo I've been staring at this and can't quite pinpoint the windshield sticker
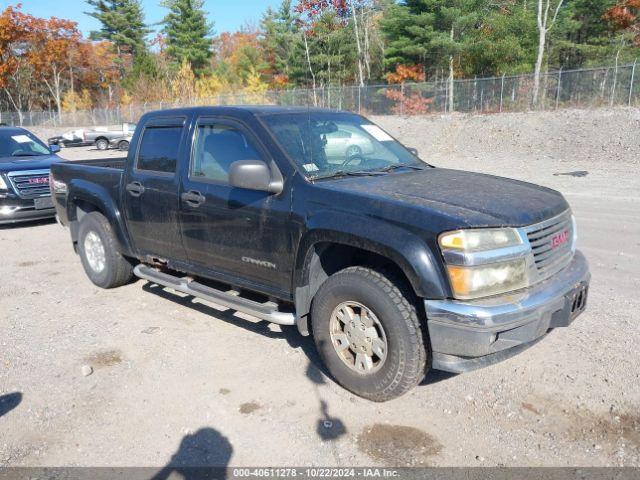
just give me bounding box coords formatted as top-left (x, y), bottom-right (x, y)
top-left (11, 135), bottom-right (32, 144)
top-left (362, 125), bottom-right (393, 142)
top-left (303, 163), bottom-right (319, 172)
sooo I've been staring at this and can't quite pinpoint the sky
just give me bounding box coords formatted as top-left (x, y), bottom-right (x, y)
top-left (3, 0), bottom-right (279, 36)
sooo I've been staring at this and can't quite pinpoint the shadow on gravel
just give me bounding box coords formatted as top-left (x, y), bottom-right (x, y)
top-left (0, 218), bottom-right (56, 230)
top-left (420, 369), bottom-right (458, 386)
top-left (142, 283), bottom-right (454, 391)
top-left (150, 427), bottom-right (233, 480)
top-left (141, 282), bottom-right (329, 377)
top-left (143, 283), bottom-right (350, 449)
top-left (0, 392), bottom-right (22, 418)
top-left (316, 399), bottom-right (347, 441)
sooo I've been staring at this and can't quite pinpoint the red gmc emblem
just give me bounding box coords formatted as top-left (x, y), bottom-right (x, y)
top-left (551, 230), bottom-right (570, 249)
top-left (28, 177), bottom-right (49, 185)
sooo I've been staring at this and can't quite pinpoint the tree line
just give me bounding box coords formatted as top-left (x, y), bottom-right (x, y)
top-left (0, 0), bottom-right (638, 116)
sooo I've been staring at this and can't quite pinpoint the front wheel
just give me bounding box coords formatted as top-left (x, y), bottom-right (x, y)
top-left (78, 212), bottom-right (134, 289)
top-left (95, 138), bottom-right (109, 151)
top-left (311, 266), bottom-right (428, 401)
top-left (117, 140), bottom-right (130, 151)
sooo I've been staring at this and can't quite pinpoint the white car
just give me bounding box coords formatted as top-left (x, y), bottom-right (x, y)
top-left (324, 128), bottom-right (375, 159)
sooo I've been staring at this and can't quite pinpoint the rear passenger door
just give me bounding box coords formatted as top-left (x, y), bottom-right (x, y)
top-left (179, 116), bottom-right (293, 297)
top-left (123, 116), bottom-right (188, 263)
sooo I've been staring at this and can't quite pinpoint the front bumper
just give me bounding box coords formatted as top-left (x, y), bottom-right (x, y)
top-left (425, 250), bottom-right (590, 373)
top-left (0, 196), bottom-right (56, 225)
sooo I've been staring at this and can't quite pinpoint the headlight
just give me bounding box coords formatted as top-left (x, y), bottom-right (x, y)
top-left (439, 227), bottom-right (529, 299)
top-left (439, 228), bottom-right (522, 251)
top-left (445, 258), bottom-right (528, 300)
top-left (0, 175), bottom-right (7, 190)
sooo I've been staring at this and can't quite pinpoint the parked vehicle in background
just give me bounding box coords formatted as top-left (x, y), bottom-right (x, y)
top-left (48, 129), bottom-right (91, 148)
top-left (324, 127), bottom-right (375, 160)
top-left (0, 126), bottom-right (62, 224)
top-left (50, 106), bottom-right (590, 401)
top-left (109, 133), bottom-right (133, 151)
top-left (83, 123), bottom-right (136, 151)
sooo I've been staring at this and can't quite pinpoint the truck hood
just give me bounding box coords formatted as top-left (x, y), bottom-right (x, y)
top-left (0, 155), bottom-right (62, 173)
top-left (314, 168), bottom-right (569, 228)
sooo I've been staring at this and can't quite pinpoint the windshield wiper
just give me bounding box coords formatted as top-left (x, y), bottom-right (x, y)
top-left (377, 163), bottom-right (426, 173)
top-left (11, 152), bottom-right (45, 157)
top-left (313, 169), bottom-right (387, 180)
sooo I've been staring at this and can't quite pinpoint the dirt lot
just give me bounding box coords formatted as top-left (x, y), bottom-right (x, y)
top-left (1, 108), bottom-right (639, 468)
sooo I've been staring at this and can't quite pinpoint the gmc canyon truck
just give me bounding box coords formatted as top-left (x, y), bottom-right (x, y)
top-left (51, 106), bottom-right (590, 401)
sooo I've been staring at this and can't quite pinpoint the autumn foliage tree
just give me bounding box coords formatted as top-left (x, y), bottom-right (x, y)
top-left (0, 7), bottom-right (83, 116)
top-left (27, 17), bottom-right (83, 115)
top-left (0, 6), bottom-right (37, 123)
top-left (0, 5), bottom-right (124, 119)
top-left (384, 64), bottom-right (432, 115)
top-left (605, 0), bottom-right (640, 46)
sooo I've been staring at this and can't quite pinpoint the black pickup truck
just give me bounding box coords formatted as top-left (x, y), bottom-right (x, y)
top-left (51, 106), bottom-right (590, 401)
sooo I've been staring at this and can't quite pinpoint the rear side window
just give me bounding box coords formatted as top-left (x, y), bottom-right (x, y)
top-left (136, 126), bottom-right (183, 173)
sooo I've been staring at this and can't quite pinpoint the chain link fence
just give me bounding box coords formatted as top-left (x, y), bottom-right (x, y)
top-left (1, 62), bottom-right (638, 128)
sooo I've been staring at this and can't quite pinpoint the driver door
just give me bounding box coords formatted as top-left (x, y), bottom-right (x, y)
top-left (179, 117), bottom-right (293, 297)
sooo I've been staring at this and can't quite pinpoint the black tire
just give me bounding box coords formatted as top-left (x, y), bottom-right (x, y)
top-left (95, 138), bottom-right (109, 150)
top-left (78, 212), bottom-right (134, 289)
top-left (345, 145), bottom-right (362, 158)
top-left (117, 140), bottom-right (130, 151)
top-left (311, 266), bottom-right (428, 402)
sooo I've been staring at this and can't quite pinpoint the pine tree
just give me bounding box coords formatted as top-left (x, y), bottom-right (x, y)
top-left (161, 0), bottom-right (213, 76)
top-left (381, 0), bottom-right (490, 110)
top-left (86, 0), bottom-right (149, 57)
top-left (260, 0), bottom-right (302, 82)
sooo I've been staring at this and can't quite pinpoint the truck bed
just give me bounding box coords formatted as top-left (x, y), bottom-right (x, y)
top-left (51, 157), bottom-right (127, 227)
top-left (67, 157), bottom-right (126, 169)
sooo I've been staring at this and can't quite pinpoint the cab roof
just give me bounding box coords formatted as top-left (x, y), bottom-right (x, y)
top-left (142, 105), bottom-right (347, 118)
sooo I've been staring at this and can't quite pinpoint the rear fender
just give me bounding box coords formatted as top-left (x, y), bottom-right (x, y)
top-left (67, 179), bottom-right (132, 255)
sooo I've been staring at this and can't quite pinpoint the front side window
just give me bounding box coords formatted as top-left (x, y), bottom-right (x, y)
top-left (191, 123), bottom-right (262, 183)
top-left (137, 126), bottom-right (183, 173)
top-left (261, 112), bottom-right (423, 179)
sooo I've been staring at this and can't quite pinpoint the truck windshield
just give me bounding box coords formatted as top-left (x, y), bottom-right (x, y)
top-left (0, 130), bottom-right (50, 158)
top-left (261, 112), bottom-right (424, 179)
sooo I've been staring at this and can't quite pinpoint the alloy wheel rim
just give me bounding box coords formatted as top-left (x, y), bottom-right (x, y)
top-left (346, 145), bottom-right (361, 158)
top-left (84, 231), bottom-right (106, 273)
top-left (329, 301), bottom-right (388, 374)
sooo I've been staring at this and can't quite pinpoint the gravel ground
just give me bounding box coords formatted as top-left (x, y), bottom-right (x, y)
top-left (1, 108), bottom-right (639, 468)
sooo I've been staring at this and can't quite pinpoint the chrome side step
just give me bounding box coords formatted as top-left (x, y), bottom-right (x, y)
top-left (134, 265), bottom-right (295, 326)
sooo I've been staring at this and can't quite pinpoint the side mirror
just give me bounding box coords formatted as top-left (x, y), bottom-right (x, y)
top-left (407, 147), bottom-right (419, 157)
top-left (229, 160), bottom-right (283, 195)
top-left (50, 144), bottom-right (61, 154)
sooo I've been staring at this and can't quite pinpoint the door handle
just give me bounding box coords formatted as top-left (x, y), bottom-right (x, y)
top-left (181, 190), bottom-right (205, 207)
top-left (126, 181), bottom-right (145, 197)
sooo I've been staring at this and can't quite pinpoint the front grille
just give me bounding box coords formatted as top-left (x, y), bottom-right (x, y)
top-left (7, 170), bottom-right (51, 199)
top-left (525, 210), bottom-right (574, 281)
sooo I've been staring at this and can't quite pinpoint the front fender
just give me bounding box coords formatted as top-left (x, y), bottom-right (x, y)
top-left (294, 210), bottom-right (448, 300)
top-left (67, 179), bottom-right (133, 255)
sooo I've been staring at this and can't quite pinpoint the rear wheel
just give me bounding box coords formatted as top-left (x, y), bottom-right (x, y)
top-left (117, 140), bottom-right (130, 151)
top-left (78, 212), bottom-right (134, 289)
top-left (311, 266), bottom-right (428, 402)
top-left (95, 138), bottom-right (109, 151)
